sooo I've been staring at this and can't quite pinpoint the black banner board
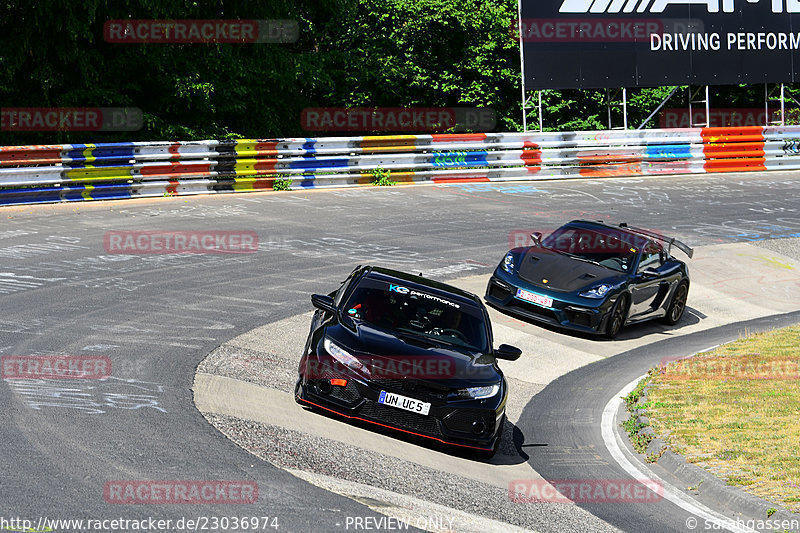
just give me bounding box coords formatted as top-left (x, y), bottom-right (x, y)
top-left (520, 0), bottom-right (800, 89)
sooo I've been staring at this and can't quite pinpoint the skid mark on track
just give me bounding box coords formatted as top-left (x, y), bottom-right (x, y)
top-left (5, 376), bottom-right (167, 415)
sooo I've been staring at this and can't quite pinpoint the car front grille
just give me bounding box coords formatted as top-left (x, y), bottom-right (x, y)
top-left (565, 309), bottom-right (592, 327)
top-left (513, 300), bottom-right (559, 321)
top-left (359, 400), bottom-right (441, 435)
top-left (371, 379), bottom-right (449, 401)
top-left (443, 408), bottom-right (494, 434)
top-left (329, 381), bottom-right (361, 403)
top-left (488, 283), bottom-right (511, 301)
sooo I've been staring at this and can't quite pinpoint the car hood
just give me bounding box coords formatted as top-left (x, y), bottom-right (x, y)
top-left (517, 247), bottom-right (624, 292)
top-left (325, 323), bottom-right (501, 387)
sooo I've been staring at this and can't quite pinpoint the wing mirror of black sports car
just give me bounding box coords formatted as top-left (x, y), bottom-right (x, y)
top-left (311, 294), bottom-right (337, 314)
top-left (641, 267), bottom-right (660, 279)
top-left (530, 232), bottom-right (543, 247)
top-left (494, 344), bottom-right (522, 361)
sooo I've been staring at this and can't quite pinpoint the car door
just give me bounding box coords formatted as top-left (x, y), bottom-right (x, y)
top-left (628, 240), bottom-right (665, 318)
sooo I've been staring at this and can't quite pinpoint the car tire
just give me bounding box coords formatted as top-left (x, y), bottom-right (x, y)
top-left (604, 293), bottom-right (628, 339)
top-left (663, 281), bottom-right (689, 326)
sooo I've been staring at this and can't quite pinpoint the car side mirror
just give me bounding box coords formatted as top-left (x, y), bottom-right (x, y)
top-left (495, 344), bottom-right (522, 361)
top-left (311, 294), bottom-right (337, 314)
top-left (530, 232), bottom-right (542, 247)
top-left (640, 267), bottom-right (659, 279)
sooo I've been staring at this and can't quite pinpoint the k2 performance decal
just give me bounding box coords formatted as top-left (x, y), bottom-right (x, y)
top-left (388, 284), bottom-right (461, 309)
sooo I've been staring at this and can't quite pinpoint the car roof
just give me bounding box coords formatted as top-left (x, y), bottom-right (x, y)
top-left (359, 266), bottom-right (483, 308)
top-left (562, 220), bottom-right (650, 245)
top-left (567, 219), bottom-right (641, 236)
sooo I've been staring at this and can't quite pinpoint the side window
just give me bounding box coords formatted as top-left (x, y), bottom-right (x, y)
top-left (638, 241), bottom-right (663, 272)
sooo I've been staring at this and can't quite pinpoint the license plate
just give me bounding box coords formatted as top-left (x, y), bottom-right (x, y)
top-left (516, 288), bottom-right (554, 308)
top-left (378, 391), bottom-right (431, 416)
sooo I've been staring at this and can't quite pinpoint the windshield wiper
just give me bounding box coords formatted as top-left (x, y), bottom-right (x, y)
top-left (568, 254), bottom-right (602, 266)
top-left (545, 246), bottom-right (601, 266)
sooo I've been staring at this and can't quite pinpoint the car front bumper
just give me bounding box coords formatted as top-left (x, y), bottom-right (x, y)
top-left (295, 372), bottom-right (504, 452)
top-left (484, 268), bottom-right (616, 335)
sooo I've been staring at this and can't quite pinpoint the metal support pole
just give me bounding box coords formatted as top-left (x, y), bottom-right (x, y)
top-left (517, 0), bottom-right (527, 132)
top-left (607, 88), bottom-right (612, 130)
top-left (637, 86), bottom-right (680, 130)
top-left (522, 96), bottom-right (528, 133)
top-left (765, 83), bottom-right (769, 126)
top-left (538, 90), bottom-right (543, 133)
top-left (688, 85), bottom-right (710, 127)
top-left (623, 88), bottom-right (628, 130)
top-left (781, 83), bottom-right (786, 126)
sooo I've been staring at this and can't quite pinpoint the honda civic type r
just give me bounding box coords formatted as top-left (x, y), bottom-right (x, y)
top-left (295, 265), bottom-right (521, 456)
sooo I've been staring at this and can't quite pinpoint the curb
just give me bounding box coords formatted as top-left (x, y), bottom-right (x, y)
top-left (623, 373), bottom-right (800, 528)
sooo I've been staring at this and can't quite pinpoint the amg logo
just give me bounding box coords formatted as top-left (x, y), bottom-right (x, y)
top-left (559, 0), bottom-right (800, 14)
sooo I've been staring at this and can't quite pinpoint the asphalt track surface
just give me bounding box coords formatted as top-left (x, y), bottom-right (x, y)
top-left (522, 310), bottom-right (800, 533)
top-left (2, 172), bottom-right (800, 532)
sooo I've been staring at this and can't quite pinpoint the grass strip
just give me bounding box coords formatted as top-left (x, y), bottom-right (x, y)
top-left (646, 325), bottom-right (800, 511)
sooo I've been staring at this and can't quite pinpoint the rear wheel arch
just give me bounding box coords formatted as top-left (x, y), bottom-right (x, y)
top-left (664, 279), bottom-right (690, 325)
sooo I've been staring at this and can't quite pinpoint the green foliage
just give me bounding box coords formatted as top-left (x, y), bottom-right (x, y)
top-left (371, 166), bottom-right (395, 186)
top-left (623, 370), bottom-right (654, 409)
top-left (621, 416), bottom-right (654, 456)
top-left (272, 175), bottom-right (293, 191)
top-left (2, 0), bottom-right (799, 145)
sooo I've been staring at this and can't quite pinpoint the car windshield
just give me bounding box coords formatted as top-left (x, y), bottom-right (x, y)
top-left (541, 225), bottom-right (648, 272)
top-left (342, 279), bottom-right (489, 352)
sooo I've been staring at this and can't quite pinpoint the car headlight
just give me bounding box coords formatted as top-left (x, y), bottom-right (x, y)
top-left (502, 253), bottom-right (515, 273)
top-left (580, 284), bottom-right (612, 298)
top-left (453, 383), bottom-right (500, 400)
top-left (323, 337), bottom-right (370, 376)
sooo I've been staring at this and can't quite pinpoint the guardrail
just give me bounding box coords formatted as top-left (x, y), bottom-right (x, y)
top-left (2, 126), bottom-right (800, 205)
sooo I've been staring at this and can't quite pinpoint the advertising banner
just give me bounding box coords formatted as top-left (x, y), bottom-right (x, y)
top-left (520, 0), bottom-right (800, 88)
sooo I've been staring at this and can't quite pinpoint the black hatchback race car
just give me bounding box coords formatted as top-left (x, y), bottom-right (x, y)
top-left (485, 220), bottom-right (693, 339)
top-left (295, 265), bottom-right (521, 456)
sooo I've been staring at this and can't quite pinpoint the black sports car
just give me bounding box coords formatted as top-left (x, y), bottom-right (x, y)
top-left (295, 265), bottom-right (521, 456)
top-left (485, 220), bottom-right (693, 339)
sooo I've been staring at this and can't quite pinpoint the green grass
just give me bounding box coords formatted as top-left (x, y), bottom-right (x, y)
top-left (646, 325), bottom-right (800, 511)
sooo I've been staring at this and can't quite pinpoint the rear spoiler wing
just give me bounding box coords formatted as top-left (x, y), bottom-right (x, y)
top-left (621, 224), bottom-right (694, 259)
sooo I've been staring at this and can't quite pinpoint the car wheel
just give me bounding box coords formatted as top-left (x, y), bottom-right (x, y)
top-left (604, 294), bottom-right (628, 339)
top-left (663, 281), bottom-right (689, 325)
